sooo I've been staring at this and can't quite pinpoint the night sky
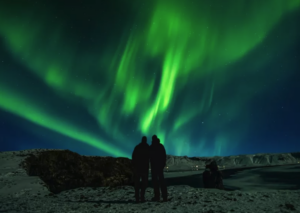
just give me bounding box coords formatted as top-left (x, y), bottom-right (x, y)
top-left (0, 0), bottom-right (300, 158)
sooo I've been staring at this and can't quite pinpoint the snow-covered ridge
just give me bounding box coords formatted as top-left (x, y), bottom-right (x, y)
top-left (166, 152), bottom-right (300, 170)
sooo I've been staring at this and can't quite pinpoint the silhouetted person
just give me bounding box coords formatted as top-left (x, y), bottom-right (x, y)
top-left (149, 135), bottom-right (168, 202)
top-left (202, 161), bottom-right (224, 189)
top-left (210, 161), bottom-right (224, 189)
top-left (132, 136), bottom-right (150, 203)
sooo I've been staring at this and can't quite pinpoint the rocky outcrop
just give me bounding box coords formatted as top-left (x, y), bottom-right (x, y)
top-left (19, 150), bottom-right (134, 194)
top-left (166, 152), bottom-right (300, 170)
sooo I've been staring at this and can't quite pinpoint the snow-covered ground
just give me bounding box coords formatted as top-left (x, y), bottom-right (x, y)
top-left (1, 149), bottom-right (299, 213)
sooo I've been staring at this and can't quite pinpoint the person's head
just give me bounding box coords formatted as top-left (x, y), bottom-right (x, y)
top-left (209, 160), bottom-right (218, 171)
top-left (152, 135), bottom-right (158, 143)
top-left (157, 138), bottom-right (160, 143)
top-left (141, 136), bottom-right (147, 143)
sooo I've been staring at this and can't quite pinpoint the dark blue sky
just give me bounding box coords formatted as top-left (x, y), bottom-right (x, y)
top-left (0, 0), bottom-right (300, 158)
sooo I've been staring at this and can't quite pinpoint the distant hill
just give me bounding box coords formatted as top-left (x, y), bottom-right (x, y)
top-left (165, 152), bottom-right (300, 171)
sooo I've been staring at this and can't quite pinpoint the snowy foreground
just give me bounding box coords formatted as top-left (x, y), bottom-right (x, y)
top-left (0, 149), bottom-right (300, 213)
top-left (1, 185), bottom-right (300, 213)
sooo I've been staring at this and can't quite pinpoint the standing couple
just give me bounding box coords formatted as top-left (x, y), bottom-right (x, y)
top-left (132, 135), bottom-right (168, 203)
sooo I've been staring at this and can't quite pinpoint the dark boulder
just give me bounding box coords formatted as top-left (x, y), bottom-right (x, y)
top-left (19, 150), bottom-right (134, 193)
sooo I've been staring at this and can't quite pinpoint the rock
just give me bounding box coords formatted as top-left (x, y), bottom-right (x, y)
top-left (285, 203), bottom-right (296, 211)
top-left (19, 150), bottom-right (134, 193)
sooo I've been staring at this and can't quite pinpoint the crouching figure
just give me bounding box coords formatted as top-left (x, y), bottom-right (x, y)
top-left (202, 161), bottom-right (224, 190)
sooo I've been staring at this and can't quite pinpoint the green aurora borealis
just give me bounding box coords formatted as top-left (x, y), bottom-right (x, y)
top-left (0, 0), bottom-right (300, 158)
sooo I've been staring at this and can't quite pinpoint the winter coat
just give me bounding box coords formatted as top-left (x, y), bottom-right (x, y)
top-left (132, 142), bottom-right (150, 173)
top-left (149, 143), bottom-right (166, 170)
top-left (202, 170), bottom-right (224, 189)
top-left (210, 170), bottom-right (224, 189)
top-left (203, 169), bottom-right (211, 188)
